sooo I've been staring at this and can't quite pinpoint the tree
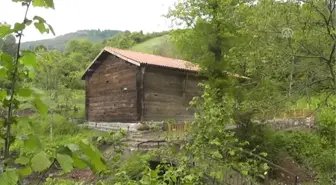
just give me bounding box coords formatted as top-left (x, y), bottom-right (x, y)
top-left (0, 34), bottom-right (17, 56)
top-left (34, 44), bottom-right (47, 52)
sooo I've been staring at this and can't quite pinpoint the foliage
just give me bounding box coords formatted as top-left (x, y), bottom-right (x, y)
top-left (104, 30), bottom-right (169, 49)
top-left (0, 1), bottom-right (108, 184)
top-left (1, 0), bottom-right (335, 184)
top-left (44, 178), bottom-right (84, 185)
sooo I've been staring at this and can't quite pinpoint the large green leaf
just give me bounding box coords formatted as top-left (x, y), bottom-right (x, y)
top-left (31, 151), bottom-right (52, 172)
top-left (0, 24), bottom-right (12, 39)
top-left (15, 156), bottom-right (29, 165)
top-left (72, 154), bottom-right (87, 168)
top-left (67, 144), bottom-right (80, 152)
top-left (33, 97), bottom-right (48, 115)
top-left (44, 0), bottom-right (54, 8)
top-left (13, 23), bottom-right (25, 32)
top-left (34, 22), bottom-right (47, 34)
top-left (0, 89), bottom-right (7, 100)
top-left (79, 140), bottom-right (106, 172)
top-left (32, 0), bottom-right (54, 8)
top-left (23, 134), bottom-right (41, 150)
top-left (0, 67), bottom-right (7, 78)
top-left (20, 51), bottom-right (36, 67)
top-left (17, 88), bottom-right (32, 97)
top-left (1, 52), bottom-right (14, 66)
top-left (56, 154), bottom-right (74, 173)
top-left (0, 169), bottom-right (18, 185)
top-left (17, 166), bottom-right (32, 178)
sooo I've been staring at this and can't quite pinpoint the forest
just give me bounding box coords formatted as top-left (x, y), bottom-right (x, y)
top-left (0, 0), bottom-right (335, 185)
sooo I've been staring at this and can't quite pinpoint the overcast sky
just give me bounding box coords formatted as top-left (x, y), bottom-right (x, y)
top-left (1, 0), bottom-right (177, 42)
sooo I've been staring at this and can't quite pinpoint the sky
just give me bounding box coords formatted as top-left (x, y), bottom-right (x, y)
top-left (1, 0), bottom-right (177, 42)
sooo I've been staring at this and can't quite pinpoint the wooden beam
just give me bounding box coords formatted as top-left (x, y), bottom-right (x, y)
top-left (183, 73), bottom-right (188, 98)
top-left (140, 66), bottom-right (146, 121)
top-left (136, 68), bottom-right (142, 121)
top-left (85, 76), bottom-right (89, 121)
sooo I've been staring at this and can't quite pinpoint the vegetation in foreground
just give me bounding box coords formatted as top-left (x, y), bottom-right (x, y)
top-left (0, 0), bottom-right (335, 184)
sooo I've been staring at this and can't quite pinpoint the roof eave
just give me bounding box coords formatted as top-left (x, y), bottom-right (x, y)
top-left (81, 48), bottom-right (106, 80)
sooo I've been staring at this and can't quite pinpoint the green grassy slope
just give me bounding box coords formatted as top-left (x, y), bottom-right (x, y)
top-left (131, 35), bottom-right (169, 53)
top-left (131, 34), bottom-right (182, 58)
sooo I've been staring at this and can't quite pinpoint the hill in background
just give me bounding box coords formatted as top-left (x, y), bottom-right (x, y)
top-left (21, 29), bottom-right (122, 51)
top-left (130, 34), bottom-right (182, 59)
top-left (21, 29), bottom-right (181, 59)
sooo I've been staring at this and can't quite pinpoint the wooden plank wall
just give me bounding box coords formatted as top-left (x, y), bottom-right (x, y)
top-left (86, 55), bottom-right (138, 122)
top-left (143, 67), bottom-right (203, 122)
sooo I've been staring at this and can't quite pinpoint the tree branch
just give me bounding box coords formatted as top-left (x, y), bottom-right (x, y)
top-left (4, 0), bottom-right (31, 161)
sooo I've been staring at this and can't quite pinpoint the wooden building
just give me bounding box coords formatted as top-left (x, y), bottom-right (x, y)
top-left (81, 47), bottom-right (205, 131)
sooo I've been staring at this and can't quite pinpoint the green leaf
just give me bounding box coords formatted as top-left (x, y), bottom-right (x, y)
top-left (20, 51), bottom-right (36, 67)
top-left (34, 22), bottom-right (47, 34)
top-left (262, 163), bottom-right (269, 171)
top-left (67, 144), bottom-right (80, 152)
top-left (15, 156), bottom-right (29, 165)
top-left (0, 67), bottom-right (7, 78)
top-left (56, 154), bottom-right (73, 173)
top-left (17, 88), bottom-right (32, 97)
top-left (260, 152), bottom-right (268, 157)
top-left (241, 170), bottom-right (248, 176)
top-left (31, 151), bottom-right (51, 172)
top-left (33, 16), bottom-right (46, 23)
top-left (13, 23), bottom-right (25, 32)
top-left (47, 23), bottom-right (55, 35)
top-left (0, 24), bottom-right (12, 39)
top-left (23, 134), bottom-right (41, 150)
top-left (45, 0), bottom-right (54, 8)
top-left (209, 138), bottom-right (221, 146)
top-left (79, 141), bottom-right (106, 172)
top-left (25, 18), bottom-right (32, 26)
top-left (0, 169), bottom-right (18, 185)
top-left (211, 150), bottom-right (223, 159)
top-left (1, 52), bottom-right (14, 65)
top-left (32, 0), bottom-right (44, 7)
top-left (17, 166), bottom-right (32, 178)
top-left (72, 154), bottom-right (87, 168)
top-left (96, 181), bottom-right (106, 185)
top-left (0, 89), bottom-right (7, 100)
top-left (33, 98), bottom-right (48, 115)
top-left (32, 0), bottom-right (54, 8)
top-left (228, 150), bottom-right (235, 156)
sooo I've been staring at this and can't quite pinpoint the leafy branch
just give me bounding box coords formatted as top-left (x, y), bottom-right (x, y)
top-left (4, 0), bottom-right (31, 163)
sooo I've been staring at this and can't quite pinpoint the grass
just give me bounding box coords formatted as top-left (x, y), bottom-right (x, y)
top-left (11, 114), bottom-right (106, 150)
top-left (131, 35), bottom-right (170, 54)
top-left (291, 93), bottom-right (336, 109)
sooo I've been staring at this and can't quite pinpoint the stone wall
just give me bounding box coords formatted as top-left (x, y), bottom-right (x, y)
top-left (87, 122), bottom-right (140, 132)
top-left (262, 116), bottom-right (316, 131)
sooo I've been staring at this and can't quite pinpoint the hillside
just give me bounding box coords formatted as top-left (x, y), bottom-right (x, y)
top-left (131, 35), bottom-right (170, 53)
top-left (21, 29), bottom-right (122, 51)
top-left (131, 34), bottom-right (182, 58)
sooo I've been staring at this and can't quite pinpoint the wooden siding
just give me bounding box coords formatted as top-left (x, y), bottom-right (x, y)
top-left (86, 55), bottom-right (138, 122)
top-left (143, 67), bottom-right (203, 122)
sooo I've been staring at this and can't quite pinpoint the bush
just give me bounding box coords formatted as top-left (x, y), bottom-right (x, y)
top-left (44, 178), bottom-right (84, 185)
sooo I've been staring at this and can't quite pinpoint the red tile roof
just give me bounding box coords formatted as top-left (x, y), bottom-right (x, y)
top-left (82, 47), bottom-right (250, 80)
top-left (104, 47), bottom-right (200, 71)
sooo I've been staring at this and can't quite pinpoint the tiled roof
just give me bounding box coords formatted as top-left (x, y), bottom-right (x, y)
top-left (82, 47), bottom-right (250, 80)
top-left (103, 47), bottom-right (200, 71)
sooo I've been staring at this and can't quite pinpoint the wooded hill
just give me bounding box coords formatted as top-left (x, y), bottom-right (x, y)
top-left (21, 29), bottom-right (122, 51)
top-left (20, 29), bottom-right (174, 55)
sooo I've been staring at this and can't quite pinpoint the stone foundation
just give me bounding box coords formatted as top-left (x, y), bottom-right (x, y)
top-left (87, 121), bottom-right (164, 132)
top-left (87, 122), bottom-right (139, 132)
top-left (264, 116), bottom-right (316, 130)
